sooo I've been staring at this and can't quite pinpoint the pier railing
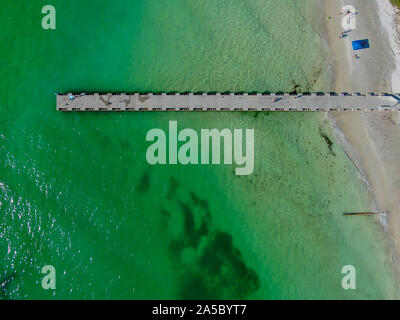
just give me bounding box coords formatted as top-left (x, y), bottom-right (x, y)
top-left (56, 92), bottom-right (400, 112)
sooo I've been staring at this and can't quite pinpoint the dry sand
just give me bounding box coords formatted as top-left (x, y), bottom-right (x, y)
top-left (323, 0), bottom-right (400, 257)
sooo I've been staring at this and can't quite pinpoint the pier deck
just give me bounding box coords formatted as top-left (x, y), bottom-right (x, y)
top-left (57, 93), bottom-right (400, 112)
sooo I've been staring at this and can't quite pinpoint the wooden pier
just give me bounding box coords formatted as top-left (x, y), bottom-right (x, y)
top-left (56, 92), bottom-right (400, 112)
top-left (343, 212), bottom-right (383, 216)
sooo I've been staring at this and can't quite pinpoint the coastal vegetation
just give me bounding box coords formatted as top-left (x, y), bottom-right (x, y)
top-left (391, 0), bottom-right (400, 9)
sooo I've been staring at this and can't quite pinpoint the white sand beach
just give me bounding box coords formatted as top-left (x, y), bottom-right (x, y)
top-left (323, 0), bottom-right (400, 259)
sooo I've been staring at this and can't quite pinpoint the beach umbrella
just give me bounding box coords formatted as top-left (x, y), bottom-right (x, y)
top-left (352, 39), bottom-right (370, 51)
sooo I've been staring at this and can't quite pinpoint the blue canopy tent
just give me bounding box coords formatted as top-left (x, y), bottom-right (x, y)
top-left (352, 39), bottom-right (370, 51)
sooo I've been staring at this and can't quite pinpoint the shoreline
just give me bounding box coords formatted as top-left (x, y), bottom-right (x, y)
top-left (324, 0), bottom-right (353, 92)
top-left (323, 0), bottom-right (400, 266)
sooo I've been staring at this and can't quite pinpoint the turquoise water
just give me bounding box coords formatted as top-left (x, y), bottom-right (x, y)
top-left (0, 0), bottom-right (399, 299)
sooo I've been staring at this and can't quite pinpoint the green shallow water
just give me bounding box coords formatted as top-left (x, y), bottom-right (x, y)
top-left (0, 0), bottom-right (399, 299)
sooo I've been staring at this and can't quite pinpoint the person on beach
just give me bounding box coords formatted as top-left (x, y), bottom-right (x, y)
top-left (347, 10), bottom-right (358, 16)
top-left (340, 30), bottom-right (352, 38)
